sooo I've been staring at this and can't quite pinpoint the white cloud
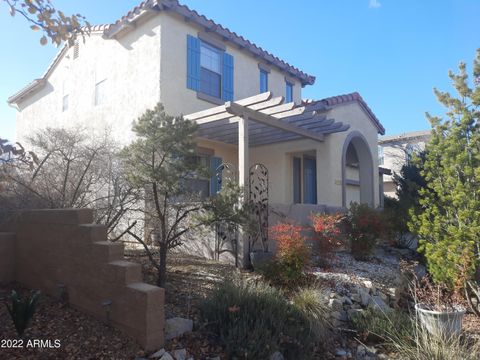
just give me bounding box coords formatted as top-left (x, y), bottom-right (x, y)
top-left (369, 0), bottom-right (381, 8)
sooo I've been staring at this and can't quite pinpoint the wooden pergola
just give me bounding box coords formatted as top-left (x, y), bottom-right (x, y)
top-left (185, 91), bottom-right (350, 266)
top-left (185, 91), bottom-right (350, 189)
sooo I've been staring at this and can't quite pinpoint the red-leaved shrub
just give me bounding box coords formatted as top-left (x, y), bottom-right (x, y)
top-left (270, 223), bottom-right (310, 285)
top-left (311, 213), bottom-right (345, 263)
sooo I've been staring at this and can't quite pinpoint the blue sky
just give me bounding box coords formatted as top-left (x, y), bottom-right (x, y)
top-left (1, 0), bottom-right (478, 142)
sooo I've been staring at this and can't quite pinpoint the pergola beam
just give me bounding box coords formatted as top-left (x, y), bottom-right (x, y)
top-left (225, 102), bottom-right (324, 143)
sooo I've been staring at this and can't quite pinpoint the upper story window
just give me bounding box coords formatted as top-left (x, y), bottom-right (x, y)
top-left (405, 143), bottom-right (414, 164)
top-left (73, 40), bottom-right (79, 59)
top-left (62, 81), bottom-right (69, 112)
top-left (200, 42), bottom-right (222, 99)
top-left (95, 79), bottom-right (106, 106)
top-left (62, 95), bottom-right (69, 112)
top-left (286, 81), bottom-right (293, 103)
top-left (260, 69), bottom-right (268, 93)
top-left (187, 35), bottom-right (234, 102)
top-left (378, 146), bottom-right (384, 165)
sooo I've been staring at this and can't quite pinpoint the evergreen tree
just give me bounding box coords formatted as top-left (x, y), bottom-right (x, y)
top-left (122, 104), bottom-right (250, 287)
top-left (409, 49), bottom-right (480, 288)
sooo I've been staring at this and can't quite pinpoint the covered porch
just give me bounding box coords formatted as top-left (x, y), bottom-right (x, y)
top-left (185, 92), bottom-right (358, 266)
top-left (185, 91), bottom-right (351, 205)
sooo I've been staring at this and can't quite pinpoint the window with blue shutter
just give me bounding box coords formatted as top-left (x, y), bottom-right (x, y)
top-left (209, 156), bottom-right (223, 196)
top-left (293, 157), bottom-right (301, 204)
top-left (222, 52), bottom-right (234, 101)
top-left (187, 35), bottom-right (234, 101)
top-left (292, 155), bottom-right (317, 204)
top-left (260, 69), bottom-right (268, 93)
top-left (187, 35), bottom-right (201, 91)
top-left (303, 157), bottom-right (317, 204)
top-left (286, 81), bottom-right (293, 103)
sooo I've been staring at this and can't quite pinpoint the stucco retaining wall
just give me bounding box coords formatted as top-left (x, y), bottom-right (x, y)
top-left (0, 209), bottom-right (164, 351)
top-left (0, 232), bottom-right (15, 282)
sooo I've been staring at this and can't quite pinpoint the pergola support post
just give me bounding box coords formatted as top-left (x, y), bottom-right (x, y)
top-left (237, 115), bottom-right (249, 268)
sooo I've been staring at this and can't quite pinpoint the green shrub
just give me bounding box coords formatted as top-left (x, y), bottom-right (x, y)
top-left (291, 287), bottom-right (330, 340)
top-left (6, 290), bottom-right (41, 337)
top-left (408, 51), bottom-right (480, 289)
top-left (200, 278), bottom-right (317, 359)
top-left (345, 203), bottom-right (383, 260)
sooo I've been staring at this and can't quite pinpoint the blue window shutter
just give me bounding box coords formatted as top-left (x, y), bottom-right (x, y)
top-left (222, 52), bottom-right (234, 101)
top-left (286, 82), bottom-right (293, 103)
top-left (210, 156), bottom-right (223, 196)
top-left (303, 157), bottom-right (317, 204)
top-left (187, 35), bottom-right (200, 91)
top-left (260, 70), bottom-right (268, 93)
top-left (293, 157), bottom-right (301, 204)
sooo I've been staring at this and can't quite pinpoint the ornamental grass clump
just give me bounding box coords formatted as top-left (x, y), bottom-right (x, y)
top-left (200, 278), bottom-right (317, 359)
top-left (291, 286), bottom-right (330, 341)
top-left (352, 306), bottom-right (480, 359)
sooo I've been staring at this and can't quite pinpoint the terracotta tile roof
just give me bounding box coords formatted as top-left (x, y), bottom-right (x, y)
top-left (105, 0), bottom-right (315, 86)
top-left (379, 130), bottom-right (430, 144)
top-left (303, 92), bottom-right (385, 135)
top-left (9, 0), bottom-right (315, 105)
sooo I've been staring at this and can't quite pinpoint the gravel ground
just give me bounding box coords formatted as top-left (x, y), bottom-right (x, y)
top-left (312, 246), bottom-right (402, 295)
top-left (0, 284), bottom-right (142, 360)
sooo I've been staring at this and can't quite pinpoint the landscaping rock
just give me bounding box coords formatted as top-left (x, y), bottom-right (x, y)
top-left (270, 351), bottom-right (284, 360)
top-left (363, 280), bottom-right (373, 289)
top-left (377, 290), bottom-right (389, 302)
top-left (150, 349), bottom-right (166, 358)
top-left (347, 308), bottom-right (363, 320)
top-left (358, 287), bottom-right (371, 306)
top-left (350, 293), bottom-right (361, 303)
top-left (173, 348), bottom-right (187, 360)
top-left (329, 298), bottom-right (344, 311)
top-left (343, 296), bottom-right (353, 305)
top-left (165, 317), bottom-right (193, 340)
top-left (160, 353), bottom-right (174, 360)
top-left (335, 348), bottom-right (347, 357)
top-left (331, 310), bottom-right (348, 322)
top-left (368, 296), bottom-right (390, 311)
top-left (357, 345), bottom-right (367, 357)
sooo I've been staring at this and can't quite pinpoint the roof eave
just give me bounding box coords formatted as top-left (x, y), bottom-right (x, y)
top-left (104, 0), bottom-right (315, 86)
top-left (7, 79), bottom-right (46, 105)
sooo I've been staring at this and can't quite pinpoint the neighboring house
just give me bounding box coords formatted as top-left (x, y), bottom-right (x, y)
top-left (378, 130), bottom-right (431, 198)
top-left (8, 0), bottom-right (386, 264)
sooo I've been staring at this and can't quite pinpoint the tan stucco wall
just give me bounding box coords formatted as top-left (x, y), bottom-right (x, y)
top-left (15, 17), bottom-right (162, 146)
top-left (158, 12), bottom-right (302, 117)
top-left (195, 101), bottom-right (381, 209)
top-left (0, 232), bottom-right (15, 282)
top-left (14, 11), bottom-right (303, 146)
top-left (249, 102), bottom-right (380, 208)
top-left (0, 209), bottom-right (164, 350)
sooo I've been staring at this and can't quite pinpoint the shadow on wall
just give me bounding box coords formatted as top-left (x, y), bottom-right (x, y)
top-left (176, 225), bottom-right (236, 265)
top-left (0, 209), bottom-right (164, 351)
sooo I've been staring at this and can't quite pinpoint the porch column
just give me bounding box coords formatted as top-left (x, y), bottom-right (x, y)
top-left (238, 115), bottom-right (249, 268)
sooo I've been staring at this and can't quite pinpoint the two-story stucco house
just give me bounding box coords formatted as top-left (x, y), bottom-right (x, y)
top-left (7, 0), bottom-right (386, 264)
top-left (378, 130), bottom-right (430, 198)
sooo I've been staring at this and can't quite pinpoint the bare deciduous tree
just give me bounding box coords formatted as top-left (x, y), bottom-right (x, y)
top-left (0, 127), bottom-right (138, 239)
